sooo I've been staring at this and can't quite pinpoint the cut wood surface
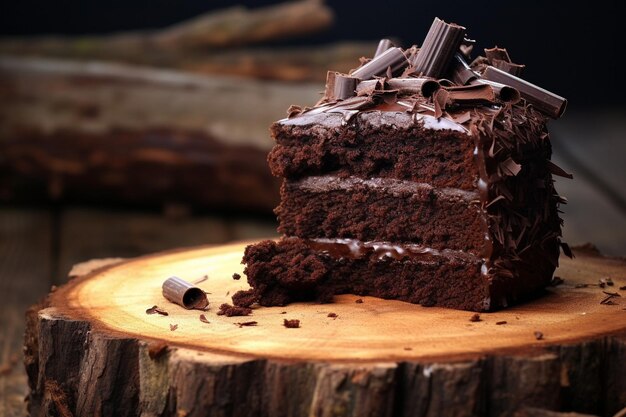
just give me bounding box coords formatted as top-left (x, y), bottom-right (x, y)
top-left (25, 242), bottom-right (626, 416)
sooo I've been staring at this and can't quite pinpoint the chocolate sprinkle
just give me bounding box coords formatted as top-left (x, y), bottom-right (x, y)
top-left (217, 303), bottom-right (252, 317)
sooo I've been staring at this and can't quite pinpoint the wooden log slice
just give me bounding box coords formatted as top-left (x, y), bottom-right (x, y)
top-left (25, 243), bottom-right (626, 417)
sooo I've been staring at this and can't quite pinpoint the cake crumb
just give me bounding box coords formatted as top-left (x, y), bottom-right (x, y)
top-left (217, 303), bottom-right (252, 317)
top-left (327, 312), bottom-right (338, 318)
top-left (355, 298), bottom-right (363, 304)
top-left (283, 319), bottom-right (300, 328)
top-left (496, 321), bottom-right (507, 325)
top-left (534, 331), bottom-right (544, 340)
top-left (232, 273), bottom-right (241, 280)
top-left (469, 313), bottom-right (481, 322)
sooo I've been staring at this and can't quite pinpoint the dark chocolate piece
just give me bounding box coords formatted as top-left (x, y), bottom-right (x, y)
top-left (199, 314), bottom-right (210, 324)
top-left (235, 321), bottom-right (258, 328)
top-left (450, 53), bottom-right (479, 85)
top-left (482, 66), bottom-right (567, 118)
top-left (351, 47), bottom-right (408, 80)
top-left (444, 84), bottom-right (496, 103)
top-left (162, 276), bottom-right (209, 310)
top-left (374, 38), bottom-right (396, 58)
top-left (324, 71), bottom-right (358, 101)
top-left (484, 46), bottom-right (512, 63)
top-left (410, 17), bottom-right (466, 78)
top-left (232, 273), bottom-right (241, 280)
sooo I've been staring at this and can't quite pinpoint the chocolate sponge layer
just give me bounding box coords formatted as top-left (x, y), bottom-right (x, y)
top-left (269, 113), bottom-right (478, 189)
top-left (276, 176), bottom-right (487, 255)
top-left (241, 238), bottom-right (490, 311)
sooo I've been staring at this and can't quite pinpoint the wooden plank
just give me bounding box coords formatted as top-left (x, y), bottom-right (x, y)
top-left (0, 208), bottom-right (53, 417)
top-left (56, 208), bottom-right (234, 283)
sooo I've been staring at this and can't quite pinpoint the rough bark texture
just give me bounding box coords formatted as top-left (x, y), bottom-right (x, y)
top-left (23, 248), bottom-right (626, 417)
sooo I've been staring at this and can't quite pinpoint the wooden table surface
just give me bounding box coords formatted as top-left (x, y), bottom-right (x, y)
top-left (1, 109), bottom-right (625, 416)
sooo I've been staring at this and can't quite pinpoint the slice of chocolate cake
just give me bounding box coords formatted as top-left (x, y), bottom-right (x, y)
top-left (235, 18), bottom-right (572, 312)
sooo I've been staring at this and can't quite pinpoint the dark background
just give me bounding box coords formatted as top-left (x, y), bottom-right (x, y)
top-left (1, 0), bottom-right (622, 108)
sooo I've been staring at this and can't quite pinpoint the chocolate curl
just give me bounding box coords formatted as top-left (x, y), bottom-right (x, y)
top-left (324, 71), bottom-right (358, 101)
top-left (444, 84), bottom-right (496, 103)
top-left (351, 47), bottom-right (408, 80)
top-left (459, 38), bottom-right (476, 59)
top-left (485, 46), bottom-right (525, 76)
top-left (374, 38), bottom-right (396, 58)
top-left (450, 54), bottom-right (520, 104)
top-left (471, 79), bottom-right (521, 104)
top-left (450, 53), bottom-right (479, 85)
top-left (387, 77), bottom-right (441, 97)
top-left (410, 17), bottom-right (466, 78)
top-left (482, 66), bottom-right (567, 118)
top-left (162, 276), bottom-right (209, 310)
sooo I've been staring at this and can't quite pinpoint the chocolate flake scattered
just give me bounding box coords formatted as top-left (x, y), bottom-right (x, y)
top-left (235, 321), bottom-right (258, 328)
top-left (217, 303), bottom-right (252, 317)
top-left (283, 319), bottom-right (301, 328)
top-left (146, 305), bottom-right (169, 316)
top-left (469, 313), bottom-right (481, 322)
top-left (232, 273), bottom-right (241, 280)
top-left (620, 286), bottom-right (626, 291)
top-left (199, 314), bottom-right (210, 324)
top-left (600, 291), bottom-right (620, 305)
top-left (327, 312), bottom-right (338, 318)
top-left (351, 47), bottom-right (408, 80)
top-left (148, 342), bottom-right (168, 360)
top-left (496, 321), bottom-right (507, 325)
top-left (355, 298), bottom-right (364, 304)
top-left (169, 324), bottom-right (178, 331)
top-left (534, 331), bottom-right (544, 340)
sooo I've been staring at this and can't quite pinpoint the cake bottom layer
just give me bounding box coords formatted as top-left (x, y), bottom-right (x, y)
top-left (239, 237), bottom-right (496, 311)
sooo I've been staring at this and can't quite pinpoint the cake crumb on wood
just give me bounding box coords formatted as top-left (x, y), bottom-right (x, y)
top-left (217, 303), bottom-right (252, 317)
top-left (283, 319), bottom-right (300, 328)
top-left (469, 313), bottom-right (481, 322)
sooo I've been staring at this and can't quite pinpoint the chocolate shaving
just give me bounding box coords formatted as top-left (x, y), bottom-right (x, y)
top-left (193, 275), bottom-right (208, 284)
top-left (450, 53), bottom-right (479, 85)
top-left (199, 314), bottom-right (210, 324)
top-left (547, 160), bottom-right (574, 179)
top-left (146, 305), bottom-right (168, 316)
top-left (169, 324), bottom-right (178, 331)
top-left (286, 105), bottom-right (303, 118)
top-left (387, 77), bottom-right (441, 97)
top-left (444, 83), bottom-right (496, 103)
top-left (534, 331), bottom-right (544, 340)
top-left (500, 157), bottom-right (522, 176)
top-left (561, 242), bottom-right (573, 258)
top-left (492, 59), bottom-right (525, 76)
top-left (235, 321), bottom-right (258, 328)
top-left (410, 17), bottom-right (466, 78)
top-left (485, 46), bottom-right (512, 64)
top-left (351, 47), bottom-right (408, 80)
top-left (327, 312), bottom-right (338, 318)
top-left (482, 66), bottom-right (567, 118)
top-left (355, 298), bottom-right (364, 304)
top-left (433, 88), bottom-right (449, 118)
top-left (374, 39), bottom-right (396, 58)
top-left (283, 319), bottom-right (300, 328)
top-left (470, 79), bottom-right (521, 104)
top-left (162, 276), bottom-right (209, 310)
top-left (496, 321), bottom-right (507, 325)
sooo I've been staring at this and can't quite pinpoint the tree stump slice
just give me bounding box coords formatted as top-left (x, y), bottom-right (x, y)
top-left (25, 242), bottom-right (626, 417)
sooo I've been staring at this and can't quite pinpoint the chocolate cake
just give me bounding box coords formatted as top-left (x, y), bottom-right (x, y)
top-left (236, 18), bottom-right (572, 312)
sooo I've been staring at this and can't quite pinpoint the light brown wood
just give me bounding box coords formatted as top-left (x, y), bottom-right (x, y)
top-left (25, 242), bottom-right (626, 416)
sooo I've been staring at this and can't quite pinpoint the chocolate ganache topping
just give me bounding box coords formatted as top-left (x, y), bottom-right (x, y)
top-left (282, 17), bottom-right (573, 287)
